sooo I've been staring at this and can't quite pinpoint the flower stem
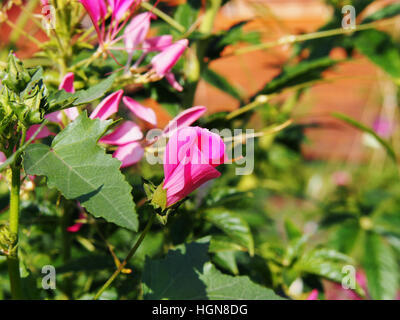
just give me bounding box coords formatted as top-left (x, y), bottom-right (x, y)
top-left (93, 212), bottom-right (156, 300)
top-left (231, 17), bottom-right (399, 56)
top-left (141, 2), bottom-right (185, 33)
top-left (7, 164), bottom-right (23, 300)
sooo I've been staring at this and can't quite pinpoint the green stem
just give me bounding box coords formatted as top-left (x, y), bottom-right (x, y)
top-left (183, 0), bottom-right (222, 107)
top-left (7, 165), bottom-right (23, 300)
top-left (233, 17), bottom-right (398, 56)
top-left (93, 212), bottom-right (156, 300)
top-left (141, 2), bottom-right (185, 33)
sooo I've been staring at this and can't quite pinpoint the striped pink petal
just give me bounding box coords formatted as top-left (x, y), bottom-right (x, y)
top-left (26, 125), bottom-right (53, 141)
top-left (123, 96), bottom-right (157, 126)
top-left (100, 121), bottom-right (143, 145)
top-left (124, 12), bottom-right (154, 53)
top-left (163, 106), bottom-right (206, 137)
top-left (143, 35), bottom-right (173, 53)
top-left (151, 39), bottom-right (188, 77)
top-left (113, 142), bottom-right (144, 168)
top-left (90, 90), bottom-right (123, 120)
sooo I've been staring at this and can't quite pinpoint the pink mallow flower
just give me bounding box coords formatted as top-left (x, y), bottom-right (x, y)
top-left (307, 289), bottom-right (319, 300)
top-left (108, 100), bottom-right (207, 168)
top-left (163, 126), bottom-right (226, 207)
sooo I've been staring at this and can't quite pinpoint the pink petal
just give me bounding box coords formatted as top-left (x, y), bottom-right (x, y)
top-left (108, 0), bottom-right (138, 22)
top-left (59, 72), bottom-right (75, 93)
top-left (307, 289), bottom-right (319, 300)
top-left (165, 72), bottom-right (183, 92)
top-left (124, 12), bottom-right (154, 53)
top-left (0, 152), bottom-right (6, 165)
top-left (45, 73), bottom-right (78, 123)
top-left (100, 121), bottom-right (143, 145)
top-left (123, 96), bottom-right (157, 126)
top-left (151, 39), bottom-right (188, 77)
top-left (67, 212), bottom-right (87, 233)
top-left (142, 35), bottom-right (173, 53)
top-left (79, 0), bottom-right (107, 24)
top-left (90, 90), bottom-right (123, 120)
top-left (163, 106), bottom-right (207, 137)
top-left (26, 125), bottom-right (53, 141)
top-left (113, 142), bottom-right (144, 168)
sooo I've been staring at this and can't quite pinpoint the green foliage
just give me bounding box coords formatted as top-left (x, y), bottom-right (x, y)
top-left (142, 239), bottom-right (284, 300)
top-left (23, 113), bottom-right (138, 231)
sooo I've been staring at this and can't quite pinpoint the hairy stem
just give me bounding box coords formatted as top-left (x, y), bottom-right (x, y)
top-left (93, 212), bottom-right (156, 300)
top-left (7, 165), bottom-right (23, 300)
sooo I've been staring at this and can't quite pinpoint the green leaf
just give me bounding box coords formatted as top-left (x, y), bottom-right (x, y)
top-left (174, 0), bottom-right (201, 30)
top-left (362, 3), bottom-right (400, 23)
top-left (204, 209), bottom-right (254, 256)
top-left (253, 58), bottom-right (338, 97)
top-left (142, 239), bottom-right (284, 300)
top-left (74, 75), bottom-right (116, 105)
top-left (47, 75), bottom-right (116, 112)
top-left (202, 67), bottom-right (242, 100)
top-left (284, 219), bottom-right (302, 241)
top-left (363, 232), bottom-right (399, 300)
top-left (332, 112), bottom-right (396, 161)
top-left (354, 29), bottom-right (400, 81)
top-left (23, 112), bottom-right (138, 231)
top-left (212, 250), bottom-right (239, 275)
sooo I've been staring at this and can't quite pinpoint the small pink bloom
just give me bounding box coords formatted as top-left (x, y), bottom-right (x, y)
top-left (373, 117), bottom-right (393, 138)
top-left (163, 106), bottom-right (207, 137)
top-left (0, 152), bottom-right (6, 164)
top-left (100, 121), bottom-right (143, 145)
top-left (123, 96), bottom-right (157, 126)
top-left (90, 89), bottom-right (123, 120)
top-left (163, 127), bottom-right (225, 207)
top-left (331, 171), bottom-right (351, 186)
top-left (113, 142), bottom-right (144, 168)
top-left (124, 12), bottom-right (155, 53)
top-left (26, 125), bottom-right (53, 141)
top-left (151, 39), bottom-right (188, 77)
top-left (307, 289), bottom-right (319, 300)
top-left (142, 35), bottom-right (173, 53)
top-left (46, 73), bottom-right (79, 124)
top-left (67, 212), bottom-right (87, 233)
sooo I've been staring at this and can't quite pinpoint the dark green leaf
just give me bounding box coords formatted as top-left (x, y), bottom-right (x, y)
top-left (202, 67), bottom-right (242, 100)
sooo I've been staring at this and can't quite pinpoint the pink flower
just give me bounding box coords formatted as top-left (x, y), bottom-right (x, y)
top-left (67, 212), bottom-right (87, 233)
top-left (142, 35), bottom-right (173, 53)
top-left (90, 89), bottom-right (123, 120)
top-left (111, 104), bottom-right (207, 168)
top-left (151, 39), bottom-right (188, 78)
top-left (45, 73), bottom-right (79, 125)
top-left (307, 289), bottom-right (319, 300)
top-left (0, 152), bottom-right (6, 165)
top-left (124, 12), bottom-right (155, 53)
top-left (163, 126), bottom-right (225, 207)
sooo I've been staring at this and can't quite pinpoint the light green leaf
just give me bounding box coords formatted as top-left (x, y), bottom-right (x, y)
top-left (363, 232), bottom-right (399, 300)
top-left (142, 239), bottom-right (284, 300)
top-left (204, 209), bottom-right (254, 256)
top-left (332, 112), bottom-right (396, 161)
top-left (203, 67), bottom-right (242, 100)
top-left (23, 112), bottom-right (138, 231)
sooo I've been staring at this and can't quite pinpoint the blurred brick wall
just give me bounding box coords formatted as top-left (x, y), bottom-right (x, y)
top-left (194, 0), bottom-right (399, 162)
